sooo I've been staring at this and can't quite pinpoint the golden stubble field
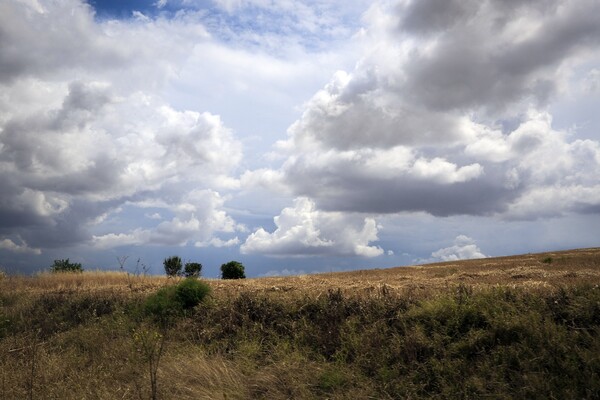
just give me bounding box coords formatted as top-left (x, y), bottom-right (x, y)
top-left (6, 247), bottom-right (599, 297)
top-left (212, 247), bottom-right (600, 296)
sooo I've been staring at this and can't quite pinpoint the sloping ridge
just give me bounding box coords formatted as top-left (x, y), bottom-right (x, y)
top-left (213, 247), bottom-right (600, 295)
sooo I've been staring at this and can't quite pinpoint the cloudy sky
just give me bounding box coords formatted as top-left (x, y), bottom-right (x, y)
top-left (1, 0), bottom-right (599, 277)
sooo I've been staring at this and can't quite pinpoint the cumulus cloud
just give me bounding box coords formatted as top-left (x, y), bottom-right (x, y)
top-left (250, 0), bottom-right (600, 221)
top-left (241, 197), bottom-right (384, 257)
top-left (92, 188), bottom-right (245, 249)
top-left (195, 237), bottom-right (241, 248)
top-left (0, 1), bottom-right (119, 83)
top-left (0, 1), bottom-right (243, 252)
top-left (0, 0), bottom-right (205, 89)
top-left (0, 81), bottom-right (242, 249)
top-left (397, 0), bottom-right (600, 113)
top-left (426, 235), bottom-right (487, 262)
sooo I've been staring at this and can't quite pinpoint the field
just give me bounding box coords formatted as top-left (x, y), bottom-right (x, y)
top-left (1, 248), bottom-right (600, 399)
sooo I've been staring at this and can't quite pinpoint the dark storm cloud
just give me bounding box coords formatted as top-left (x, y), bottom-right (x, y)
top-left (0, 180), bottom-right (51, 229)
top-left (19, 199), bottom-right (120, 249)
top-left (401, 0), bottom-right (600, 113)
top-left (285, 158), bottom-right (516, 216)
top-left (0, 88), bottom-right (125, 246)
top-left (0, 81), bottom-right (117, 192)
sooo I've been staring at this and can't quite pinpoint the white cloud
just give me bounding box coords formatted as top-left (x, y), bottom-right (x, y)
top-left (195, 237), bottom-right (240, 248)
top-left (91, 231), bottom-right (147, 249)
top-left (240, 168), bottom-right (289, 193)
top-left (259, 268), bottom-right (307, 277)
top-left (241, 197), bottom-right (384, 257)
top-left (410, 158), bottom-right (482, 184)
top-left (427, 235), bottom-right (487, 262)
top-left (155, 0), bottom-right (168, 9)
top-left (0, 237), bottom-right (41, 255)
top-left (93, 190), bottom-right (244, 249)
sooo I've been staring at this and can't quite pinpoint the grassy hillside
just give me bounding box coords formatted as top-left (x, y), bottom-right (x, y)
top-left (1, 248), bottom-right (600, 399)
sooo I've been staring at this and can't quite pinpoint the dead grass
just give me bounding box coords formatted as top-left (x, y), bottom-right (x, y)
top-left (209, 247), bottom-right (600, 298)
top-left (3, 270), bottom-right (169, 295)
top-left (3, 247), bottom-right (599, 299)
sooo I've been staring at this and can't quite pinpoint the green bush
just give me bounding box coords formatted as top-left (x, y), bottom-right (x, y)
top-left (50, 259), bottom-right (83, 273)
top-left (163, 256), bottom-right (182, 277)
top-left (175, 278), bottom-right (211, 309)
top-left (144, 286), bottom-right (177, 321)
top-left (144, 278), bottom-right (211, 323)
top-left (221, 261), bottom-right (246, 279)
top-left (184, 262), bottom-right (202, 278)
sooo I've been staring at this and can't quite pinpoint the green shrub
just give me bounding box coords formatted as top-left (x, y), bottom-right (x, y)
top-left (175, 278), bottom-right (211, 309)
top-left (144, 278), bottom-right (211, 323)
top-left (163, 256), bottom-right (182, 277)
top-left (184, 262), bottom-right (202, 278)
top-left (144, 286), bottom-right (178, 321)
top-left (50, 259), bottom-right (83, 273)
top-left (221, 261), bottom-right (246, 279)
top-left (542, 257), bottom-right (553, 264)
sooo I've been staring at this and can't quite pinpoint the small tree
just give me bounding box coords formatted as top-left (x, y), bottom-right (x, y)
top-left (163, 256), bottom-right (182, 277)
top-left (220, 261), bottom-right (246, 279)
top-left (50, 259), bottom-right (83, 273)
top-left (184, 262), bottom-right (202, 278)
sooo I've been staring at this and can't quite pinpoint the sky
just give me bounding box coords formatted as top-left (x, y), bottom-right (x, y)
top-left (1, 0), bottom-right (599, 277)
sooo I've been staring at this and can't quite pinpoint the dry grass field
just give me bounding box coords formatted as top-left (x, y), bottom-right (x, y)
top-left (1, 247), bottom-right (599, 399)
top-left (7, 247), bottom-right (598, 296)
top-left (212, 247), bottom-right (600, 296)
